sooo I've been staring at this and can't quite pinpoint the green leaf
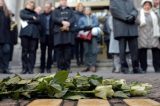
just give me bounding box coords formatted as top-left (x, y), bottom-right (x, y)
top-left (18, 80), bottom-right (31, 85)
top-left (54, 88), bottom-right (68, 98)
top-left (51, 71), bottom-right (69, 84)
top-left (27, 81), bottom-right (39, 90)
top-left (89, 79), bottom-right (101, 86)
top-left (22, 92), bottom-right (31, 98)
top-left (5, 75), bottom-right (22, 85)
top-left (50, 83), bottom-right (62, 92)
top-left (114, 91), bottom-right (129, 98)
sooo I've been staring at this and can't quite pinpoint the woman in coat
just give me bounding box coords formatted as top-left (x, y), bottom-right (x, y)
top-left (0, 0), bottom-right (12, 74)
top-left (74, 3), bottom-right (85, 66)
top-left (137, 0), bottom-right (160, 73)
top-left (20, 0), bottom-right (40, 74)
top-left (78, 7), bottom-right (99, 72)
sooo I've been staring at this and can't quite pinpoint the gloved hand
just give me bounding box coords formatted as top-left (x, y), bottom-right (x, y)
top-left (126, 15), bottom-right (135, 24)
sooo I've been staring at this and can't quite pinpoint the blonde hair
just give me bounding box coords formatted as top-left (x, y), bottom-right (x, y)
top-left (25, 0), bottom-right (35, 9)
top-left (75, 3), bottom-right (84, 11)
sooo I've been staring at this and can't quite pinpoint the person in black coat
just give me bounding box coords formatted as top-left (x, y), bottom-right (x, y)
top-left (110, 0), bottom-right (144, 74)
top-left (39, 2), bottom-right (53, 73)
top-left (0, 0), bottom-right (12, 74)
top-left (51, 0), bottom-right (75, 71)
top-left (74, 3), bottom-right (85, 66)
top-left (19, 0), bottom-right (40, 74)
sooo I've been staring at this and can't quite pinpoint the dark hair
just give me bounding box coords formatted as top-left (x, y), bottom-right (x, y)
top-left (144, 1), bottom-right (153, 7)
top-left (0, 0), bottom-right (10, 17)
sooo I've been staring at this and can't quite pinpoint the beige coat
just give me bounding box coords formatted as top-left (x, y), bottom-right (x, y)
top-left (137, 12), bottom-right (160, 49)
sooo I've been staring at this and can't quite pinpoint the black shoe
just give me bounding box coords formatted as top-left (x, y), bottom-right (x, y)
top-left (21, 70), bottom-right (27, 74)
top-left (77, 61), bottom-right (81, 66)
top-left (155, 71), bottom-right (160, 73)
top-left (47, 69), bottom-right (51, 73)
top-left (28, 69), bottom-right (34, 74)
top-left (155, 69), bottom-right (160, 73)
top-left (3, 70), bottom-right (12, 74)
top-left (80, 61), bottom-right (84, 65)
top-left (81, 67), bottom-right (89, 72)
top-left (121, 68), bottom-right (130, 74)
top-left (133, 68), bottom-right (145, 74)
top-left (40, 69), bottom-right (45, 73)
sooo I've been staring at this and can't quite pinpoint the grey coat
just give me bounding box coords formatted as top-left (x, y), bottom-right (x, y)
top-left (137, 13), bottom-right (160, 49)
top-left (110, 0), bottom-right (139, 39)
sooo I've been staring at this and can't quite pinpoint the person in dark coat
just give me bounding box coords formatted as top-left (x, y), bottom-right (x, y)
top-left (0, 0), bottom-right (12, 74)
top-left (110, 0), bottom-right (144, 74)
top-left (39, 2), bottom-right (53, 73)
top-left (51, 0), bottom-right (75, 71)
top-left (74, 3), bottom-right (85, 66)
top-left (19, 0), bottom-right (40, 74)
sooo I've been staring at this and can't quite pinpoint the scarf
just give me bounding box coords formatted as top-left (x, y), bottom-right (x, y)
top-left (140, 8), bottom-right (160, 37)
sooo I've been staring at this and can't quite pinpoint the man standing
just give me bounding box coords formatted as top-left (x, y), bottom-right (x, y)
top-left (110, 0), bottom-right (143, 74)
top-left (39, 2), bottom-right (53, 73)
top-left (51, 0), bottom-right (75, 71)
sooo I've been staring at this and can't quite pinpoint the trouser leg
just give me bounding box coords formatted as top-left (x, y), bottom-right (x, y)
top-left (152, 48), bottom-right (160, 72)
top-left (63, 44), bottom-right (72, 70)
top-left (40, 42), bottom-right (46, 71)
top-left (28, 38), bottom-right (38, 73)
top-left (46, 43), bottom-right (53, 69)
top-left (139, 48), bottom-right (147, 71)
top-left (118, 38), bottom-right (128, 69)
top-left (21, 37), bottom-right (29, 72)
top-left (1, 44), bottom-right (11, 72)
top-left (128, 38), bottom-right (139, 70)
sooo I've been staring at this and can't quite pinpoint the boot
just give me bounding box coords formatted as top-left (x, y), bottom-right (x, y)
top-left (3, 69), bottom-right (12, 74)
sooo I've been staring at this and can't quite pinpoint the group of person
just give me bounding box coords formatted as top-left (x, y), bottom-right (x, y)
top-left (0, 0), bottom-right (160, 74)
top-left (0, 0), bottom-right (100, 74)
top-left (105, 0), bottom-right (160, 74)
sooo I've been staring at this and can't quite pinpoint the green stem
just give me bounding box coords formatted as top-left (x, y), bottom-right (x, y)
top-left (69, 90), bottom-right (95, 94)
top-left (0, 90), bottom-right (36, 95)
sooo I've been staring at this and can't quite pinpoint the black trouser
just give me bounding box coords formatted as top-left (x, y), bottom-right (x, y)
top-left (75, 38), bottom-right (84, 64)
top-left (55, 44), bottom-right (72, 70)
top-left (40, 36), bottom-right (53, 70)
top-left (0, 43), bottom-right (10, 72)
top-left (105, 40), bottom-right (112, 59)
top-left (139, 48), bottom-right (160, 72)
top-left (21, 37), bottom-right (38, 72)
top-left (118, 38), bottom-right (139, 70)
top-left (9, 44), bottom-right (14, 61)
